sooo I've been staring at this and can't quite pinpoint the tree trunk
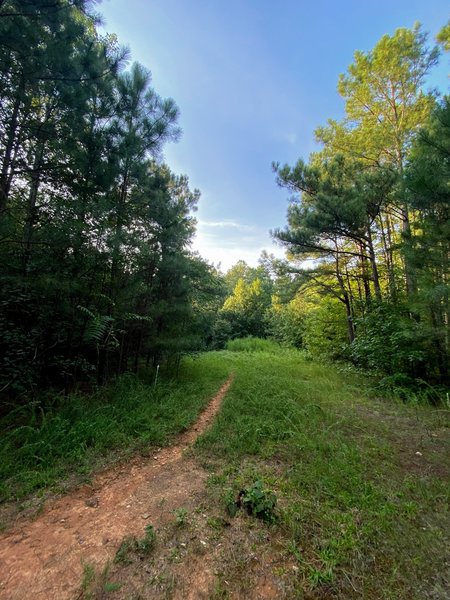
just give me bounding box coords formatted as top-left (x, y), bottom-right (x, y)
top-left (366, 222), bottom-right (382, 301)
top-left (22, 138), bottom-right (45, 273)
top-left (0, 77), bottom-right (23, 212)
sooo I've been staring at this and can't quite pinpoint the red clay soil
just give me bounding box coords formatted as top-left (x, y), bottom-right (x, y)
top-left (0, 375), bottom-right (234, 600)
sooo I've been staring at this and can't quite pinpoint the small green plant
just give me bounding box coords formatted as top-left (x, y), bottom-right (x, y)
top-left (81, 562), bottom-right (96, 593)
top-left (227, 480), bottom-right (277, 523)
top-left (308, 566), bottom-right (334, 586)
top-left (242, 480), bottom-right (277, 523)
top-left (114, 537), bottom-right (135, 565)
top-left (174, 507), bottom-right (188, 527)
top-left (137, 524), bottom-right (156, 553)
top-left (115, 524), bottom-right (156, 564)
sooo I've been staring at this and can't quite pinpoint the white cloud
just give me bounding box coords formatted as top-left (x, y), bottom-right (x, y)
top-left (197, 219), bottom-right (256, 232)
top-left (192, 225), bottom-right (285, 271)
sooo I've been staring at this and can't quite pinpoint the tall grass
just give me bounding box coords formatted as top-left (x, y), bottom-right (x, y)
top-left (0, 353), bottom-right (229, 501)
top-left (226, 336), bottom-right (281, 353)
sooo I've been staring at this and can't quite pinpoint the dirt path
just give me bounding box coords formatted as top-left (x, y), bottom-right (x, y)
top-left (0, 375), bottom-right (234, 600)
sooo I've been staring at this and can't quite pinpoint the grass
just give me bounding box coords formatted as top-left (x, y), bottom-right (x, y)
top-left (2, 340), bottom-right (449, 598)
top-left (226, 336), bottom-right (281, 353)
top-left (194, 347), bottom-right (450, 599)
top-left (0, 352), bottom-right (229, 502)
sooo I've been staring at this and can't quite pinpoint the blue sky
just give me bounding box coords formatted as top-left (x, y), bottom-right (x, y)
top-left (99, 0), bottom-right (449, 271)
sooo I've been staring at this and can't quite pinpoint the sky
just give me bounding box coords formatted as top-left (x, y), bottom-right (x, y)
top-left (99, 0), bottom-right (449, 271)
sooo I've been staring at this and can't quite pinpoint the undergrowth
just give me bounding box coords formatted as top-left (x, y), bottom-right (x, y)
top-left (2, 340), bottom-right (449, 599)
top-left (0, 353), bottom-right (228, 502)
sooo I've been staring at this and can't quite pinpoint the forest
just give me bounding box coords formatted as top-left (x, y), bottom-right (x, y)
top-left (0, 2), bottom-right (448, 414)
top-left (0, 3), bottom-right (449, 599)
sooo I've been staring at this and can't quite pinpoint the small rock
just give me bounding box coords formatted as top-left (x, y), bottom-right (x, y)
top-left (200, 540), bottom-right (207, 546)
top-left (142, 514), bottom-right (150, 519)
top-left (60, 519), bottom-right (66, 523)
top-left (85, 497), bottom-right (99, 508)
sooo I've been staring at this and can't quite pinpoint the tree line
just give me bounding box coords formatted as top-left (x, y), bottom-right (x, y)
top-left (216, 24), bottom-right (449, 396)
top-left (1, 5), bottom-right (448, 411)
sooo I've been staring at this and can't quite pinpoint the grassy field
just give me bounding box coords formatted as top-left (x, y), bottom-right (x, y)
top-left (2, 341), bottom-right (449, 598)
top-left (192, 344), bottom-right (450, 599)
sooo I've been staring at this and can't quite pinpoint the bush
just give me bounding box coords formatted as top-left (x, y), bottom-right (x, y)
top-left (351, 303), bottom-right (427, 377)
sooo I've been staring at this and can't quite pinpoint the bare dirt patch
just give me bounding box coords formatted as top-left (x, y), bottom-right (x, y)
top-left (0, 375), bottom-right (234, 600)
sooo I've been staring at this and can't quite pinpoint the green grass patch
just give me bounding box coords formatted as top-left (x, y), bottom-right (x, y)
top-left (0, 353), bottom-right (229, 502)
top-left (195, 348), bottom-right (450, 599)
top-left (226, 336), bottom-right (281, 353)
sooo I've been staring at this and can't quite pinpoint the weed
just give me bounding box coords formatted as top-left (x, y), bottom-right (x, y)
top-left (114, 538), bottom-right (135, 565)
top-left (173, 507), bottom-right (188, 527)
top-left (241, 480), bottom-right (277, 523)
top-left (81, 562), bottom-right (96, 592)
top-left (136, 524), bottom-right (156, 554)
top-left (79, 561), bottom-right (115, 599)
top-left (114, 524), bottom-right (156, 564)
top-left (308, 566), bottom-right (334, 586)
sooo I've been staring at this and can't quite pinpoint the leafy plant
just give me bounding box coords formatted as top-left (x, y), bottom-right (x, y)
top-left (227, 480), bottom-right (277, 523)
top-left (136, 524), bottom-right (156, 554)
top-left (241, 480), bottom-right (277, 523)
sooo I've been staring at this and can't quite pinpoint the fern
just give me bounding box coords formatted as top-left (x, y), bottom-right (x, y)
top-left (78, 306), bottom-right (114, 344)
top-left (85, 315), bottom-right (114, 344)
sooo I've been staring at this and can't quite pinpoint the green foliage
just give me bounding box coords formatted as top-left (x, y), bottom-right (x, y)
top-left (174, 507), bottom-right (188, 527)
top-left (115, 524), bottom-right (156, 564)
top-left (137, 524), bottom-right (156, 554)
top-left (272, 23), bottom-right (449, 390)
top-left (0, 1), bottom-right (225, 408)
top-left (302, 298), bottom-right (349, 360)
top-left (266, 299), bottom-right (305, 348)
top-left (241, 480), bottom-right (277, 523)
top-left (214, 262), bottom-right (274, 345)
top-left (351, 303), bottom-right (427, 376)
top-left (437, 20), bottom-right (450, 51)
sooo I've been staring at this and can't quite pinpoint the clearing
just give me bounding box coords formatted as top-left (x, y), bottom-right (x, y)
top-left (0, 348), bottom-right (449, 599)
